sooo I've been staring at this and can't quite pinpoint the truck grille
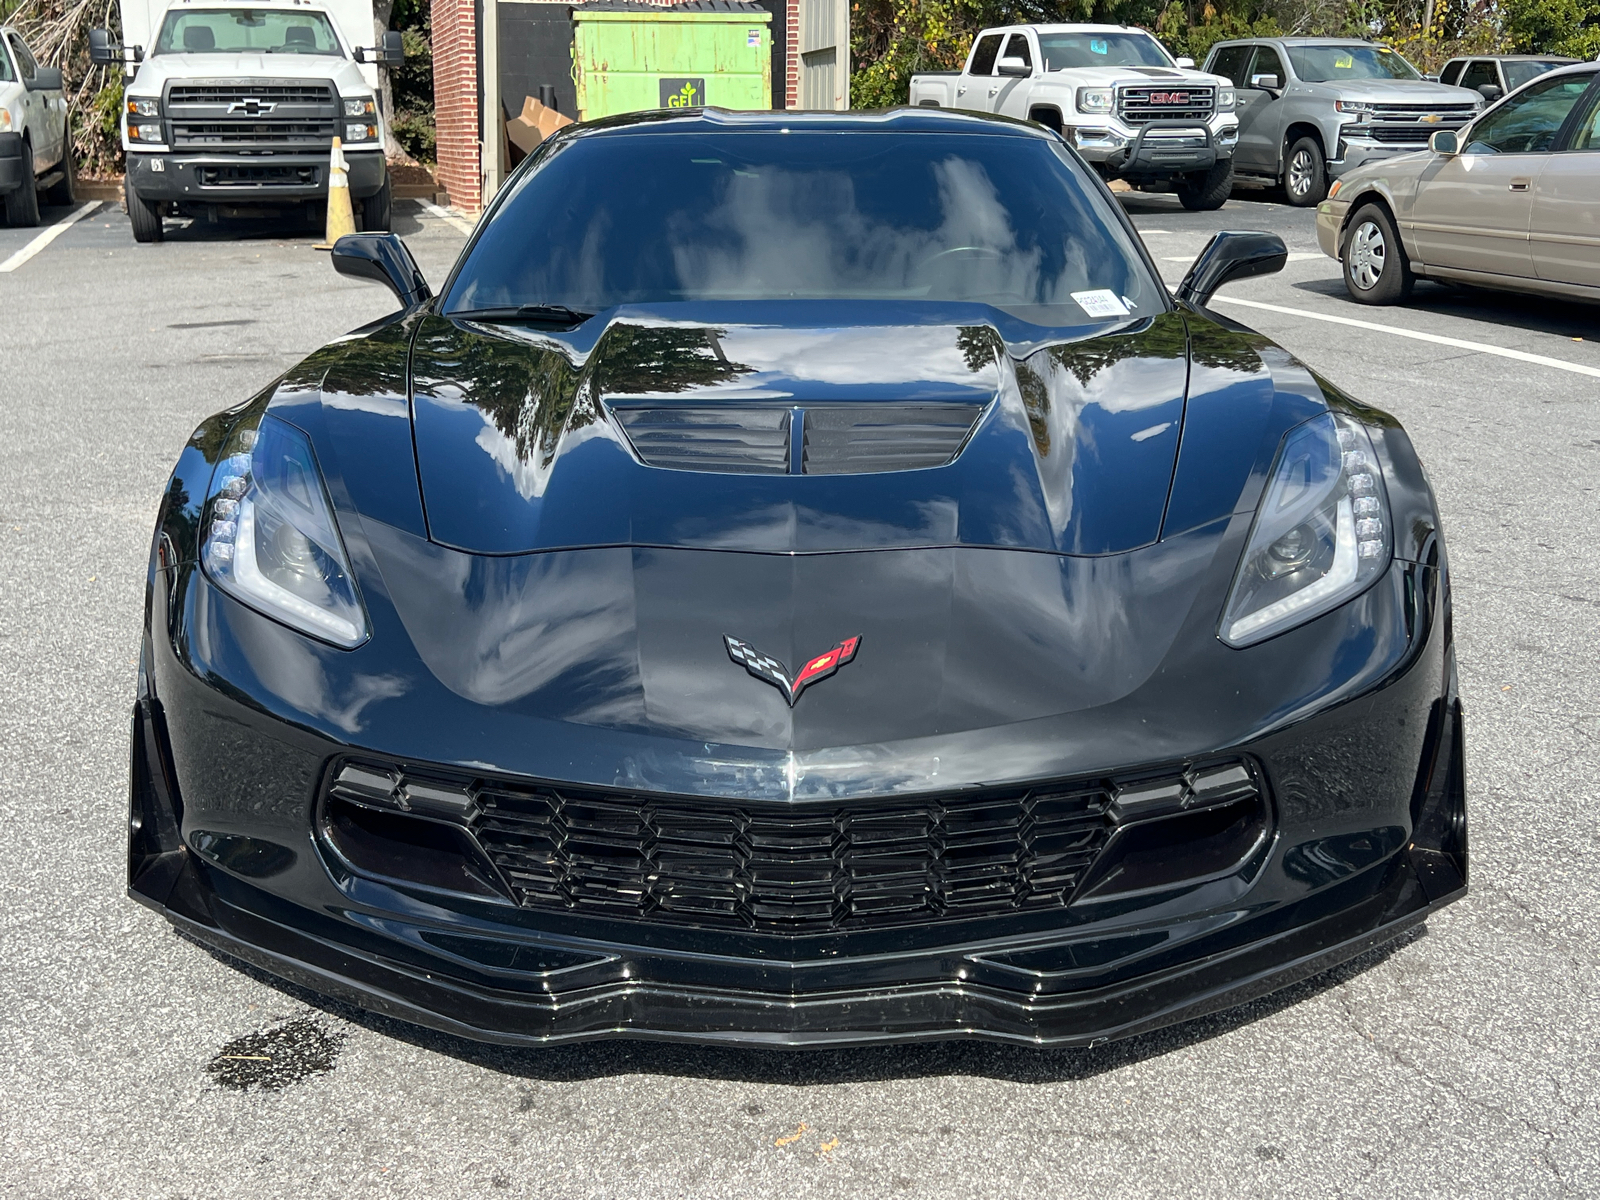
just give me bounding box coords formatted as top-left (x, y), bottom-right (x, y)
top-left (163, 80), bottom-right (339, 151)
top-left (1117, 85), bottom-right (1215, 125)
top-left (1359, 102), bottom-right (1476, 146)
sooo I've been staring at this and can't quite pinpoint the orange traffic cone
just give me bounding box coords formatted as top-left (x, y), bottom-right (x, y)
top-left (315, 137), bottom-right (357, 249)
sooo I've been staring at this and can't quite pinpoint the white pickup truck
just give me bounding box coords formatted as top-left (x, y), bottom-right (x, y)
top-left (91, 0), bottom-right (402, 242)
top-left (910, 24), bottom-right (1240, 210)
top-left (0, 24), bottom-right (75, 226)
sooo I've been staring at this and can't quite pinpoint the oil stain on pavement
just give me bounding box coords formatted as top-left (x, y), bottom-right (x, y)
top-left (206, 1015), bottom-right (346, 1091)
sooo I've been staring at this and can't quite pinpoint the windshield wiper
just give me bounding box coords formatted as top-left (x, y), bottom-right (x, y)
top-left (449, 304), bottom-right (595, 326)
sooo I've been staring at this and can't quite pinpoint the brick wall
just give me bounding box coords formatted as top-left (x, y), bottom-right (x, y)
top-left (431, 0), bottom-right (481, 212)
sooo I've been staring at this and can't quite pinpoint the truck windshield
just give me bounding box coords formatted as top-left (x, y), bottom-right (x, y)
top-left (445, 130), bottom-right (1165, 325)
top-left (153, 9), bottom-right (343, 55)
top-left (1286, 44), bottom-right (1421, 82)
top-left (1037, 32), bottom-right (1173, 70)
top-left (1504, 60), bottom-right (1565, 89)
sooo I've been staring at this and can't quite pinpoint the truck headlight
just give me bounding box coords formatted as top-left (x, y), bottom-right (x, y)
top-left (1335, 100), bottom-right (1374, 114)
top-left (1217, 87), bottom-right (1236, 110)
top-left (342, 97), bottom-right (376, 118)
top-left (1219, 412), bottom-right (1391, 648)
top-left (345, 122), bottom-right (378, 143)
top-left (0, 107), bottom-right (11, 132)
top-left (129, 123), bottom-right (164, 142)
top-left (1076, 87), bottom-right (1114, 113)
top-left (127, 98), bottom-right (160, 117)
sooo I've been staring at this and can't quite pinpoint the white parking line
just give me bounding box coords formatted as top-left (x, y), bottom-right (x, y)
top-left (419, 200), bottom-right (476, 236)
top-left (0, 201), bottom-right (101, 273)
top-left (1211, 294), bottom-right (1600, 382)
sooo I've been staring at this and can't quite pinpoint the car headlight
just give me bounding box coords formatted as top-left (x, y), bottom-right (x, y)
top-left (1219, 412), bottom-right (1391, 648)
top-left (342, 97), bottom-right (376, 117)
top-left (127, 97), bottom-right (160, 117)
top-left (1335, 99), bottom-right (1374, 114)
top-left (201, 414), bottom-right (370, 648)
top-left (1217, 87), bottom-right (1236, 110)
top-left (1076, 87), bottom-right (1114, 113)
top-left (345, 122), bottom-right (378, 143)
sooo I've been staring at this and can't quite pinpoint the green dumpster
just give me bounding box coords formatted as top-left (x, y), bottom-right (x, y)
top-left (572, 0), bottom-right (772, 121)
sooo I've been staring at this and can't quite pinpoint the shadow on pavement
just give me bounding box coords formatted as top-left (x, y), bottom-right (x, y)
top-left (183, 923), bottom-right (1423, 1086)
top-left (1289, 276), bottom-right (1600, 341)
top-left (136, 203), bottom-right (427, 245)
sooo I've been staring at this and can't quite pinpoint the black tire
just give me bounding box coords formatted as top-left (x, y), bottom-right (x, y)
top-left (1177, 158), bottom-right (1234, 211)
top-left (44, 140), bottom-right (77, 207)
top-left (126, 176), bottom-right (165, 243)
top-left (3, 139), bottom-right (40, 227)
top-left (1341, 203), bottom-right (1413, 305)
top-left (359, 174), bottom-right (392, 233)
top-left (1283, 136), bottom-right (1326, 207)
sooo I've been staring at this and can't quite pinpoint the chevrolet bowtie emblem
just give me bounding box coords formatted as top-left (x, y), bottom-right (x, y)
top-left (228, 98), bottom-right (275, 115)
top-left (724, 635), bottom-right (861, 705)
top-left (1421, 113), bottom-right (1442, 123)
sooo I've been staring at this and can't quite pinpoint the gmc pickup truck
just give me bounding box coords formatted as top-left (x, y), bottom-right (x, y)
top-left (910, 24), bottom-right (1239, 210)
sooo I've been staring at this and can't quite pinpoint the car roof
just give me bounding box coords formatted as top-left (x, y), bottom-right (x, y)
top-left (1446, 54), bottom-right (1581, 61)
top-left (1212, 36), bottom-right (1382, 46)
top-left (563, 107), bottom-right (1061, 139)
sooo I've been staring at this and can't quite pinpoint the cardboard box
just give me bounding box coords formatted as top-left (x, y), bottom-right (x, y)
top-left (506, 96), bottom-right (575, 164)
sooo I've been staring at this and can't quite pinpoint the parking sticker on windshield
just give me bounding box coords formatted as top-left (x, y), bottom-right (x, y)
top-left (1072, 290), bottom-right (1130, 318)
top-left (1090, 39), bottom-right (1108, 54)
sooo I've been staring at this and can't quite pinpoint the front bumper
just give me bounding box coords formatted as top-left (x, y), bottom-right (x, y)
top-left (126, 149), bottom-right (386, 204)
top-left (1074, 117), bottom-right (1238, 177)
top-left (1329, 138), bottom-right (1433, 179)
top-left (0, 132), bottom-right (24, 195)
top-left (1317, 197), bottom-right (1352, 260)
top-left (129, 549), bottom-right (1466, 1048)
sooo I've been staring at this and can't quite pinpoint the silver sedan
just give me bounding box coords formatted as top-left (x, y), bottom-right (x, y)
top-left (1316, 61), bottom-right (1600, 304)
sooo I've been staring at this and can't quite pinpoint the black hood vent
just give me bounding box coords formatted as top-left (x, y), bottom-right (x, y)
top-left (612, 403), bottom-right (985, 475)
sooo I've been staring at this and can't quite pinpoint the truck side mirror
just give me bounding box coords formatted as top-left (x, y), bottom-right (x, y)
top-left (1477, 83), bottom-right (1502, 101)
top-left (995, 56), bottom-right (1029, 77)
top-left (1249, 73), bottom-right (1280, 91)
top-left (1176, 231), bottom-right (1287, 309)
top-left (27, 67), bottom-right (63, 91)
top-left (1429, 129), bottom-right (1460, 155)
top-left (89, 28), bottom-right (114, 64)
top-left (358, 30), bottom-right (405, 66)
top-left (1175, 56), bottom-right (1195, 68)
top-left (331, 233), bottom-right (432, 309)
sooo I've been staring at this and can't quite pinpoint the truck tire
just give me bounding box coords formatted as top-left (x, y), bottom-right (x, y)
top-left (360, 175), bottom-right (392, 233)
top-left (126, 176), bottom-right (165, 243)
top-left (1177, 159), bottom-right (1233, 211)
top-left (1341, 203), bottom-right (1413, 305)
top-left (1283, 136), bottom-right (1326, 207)
top-left (3, 140), bottom-right (40, 227)
top-left (45, 140), bottom-right (77, 207)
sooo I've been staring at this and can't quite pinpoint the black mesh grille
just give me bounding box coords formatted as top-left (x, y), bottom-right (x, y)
top-left (171, 120), bottom-right (338, 148)
top-left (167, 83), bottom-right (335, 105)
top-left (614, 406), bottom-right (791, 474)
top-left (802, 405), bottom-right (983, 475)
top-left (324, 758), bottom-right (1262, 933)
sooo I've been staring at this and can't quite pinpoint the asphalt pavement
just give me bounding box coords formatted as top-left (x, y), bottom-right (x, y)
top-left (1, 188), bottom-right (1597, 1199)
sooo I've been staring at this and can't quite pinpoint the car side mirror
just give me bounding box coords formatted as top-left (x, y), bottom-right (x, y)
top-left (1176, 230), bottom-right (1287, 309)
top-left (1249, 73), bottom-right (1281, 91)
top-left (995, 56), bottom-right (1029, 77)
top-left (1175, 56), bottom-right (1195, 68)
top-left (26, 67), bottom-right (62, 91)
top-left (357, 30), bottom-right (405, 66)
top-left (1429, 128), bottom-right (1460, 155)
top-left (1477, 83), bottom-right (1502, 101)
top-left (89, 28), bottom-right (114, 63)
top-left (330, 233), bottom-right (431, 308)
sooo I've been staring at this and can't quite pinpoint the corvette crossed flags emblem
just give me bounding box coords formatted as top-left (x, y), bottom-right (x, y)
top-left (724, 635), bottom-right (861, 706)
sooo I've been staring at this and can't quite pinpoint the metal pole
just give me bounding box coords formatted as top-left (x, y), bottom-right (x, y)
top-left (482, 0), bottom-right (503, 199)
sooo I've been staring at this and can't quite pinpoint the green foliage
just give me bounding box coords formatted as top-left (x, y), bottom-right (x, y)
top-left (1501, 0), bottom-right (1600, 55)
top-left (389, 3), bottom-right (435, 162)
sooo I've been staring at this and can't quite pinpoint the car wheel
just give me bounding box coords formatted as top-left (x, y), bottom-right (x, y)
top-left (359, 175), bottom-right (392, 233)
top-left (44, 140), bottom-right (77, 207)
top-left (126, 176), bottom-right (165, 244)
top-left (1177, 159), bottom-right (1234, 211)
top-left (1284, 137), bottom-right (1326, 207)
top-left (1342, 204), bottom-right (1413, 305)
top-left (3, 140), bottom-right (41, 227)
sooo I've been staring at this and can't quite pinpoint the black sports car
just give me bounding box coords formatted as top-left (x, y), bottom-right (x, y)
top-left (131, 108), bottom-right (1465, 1048)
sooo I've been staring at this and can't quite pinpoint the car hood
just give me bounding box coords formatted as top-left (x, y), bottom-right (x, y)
top-left (404, 304), bottom-right (1195, 557)
top-left (1039, 65), bottom-right (1230, 89)
top-left (1311, 78), bottom-right (1480, 104)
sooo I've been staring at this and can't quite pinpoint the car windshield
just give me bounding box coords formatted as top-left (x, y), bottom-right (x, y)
top-left (1504, 60), bottom-right (1565, 89)
top-left (154, 9), bottom-right (343, 54)
top-left (1037, 32), bottom-right (1172, 70)
top-left (1286, 44), bottom-right (1421, 82)
top-left (444, 131), bottom-right (1165, 325)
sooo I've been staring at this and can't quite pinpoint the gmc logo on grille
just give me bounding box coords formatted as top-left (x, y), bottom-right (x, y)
top-left (1148, 92), bottom-right (1191, 104)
